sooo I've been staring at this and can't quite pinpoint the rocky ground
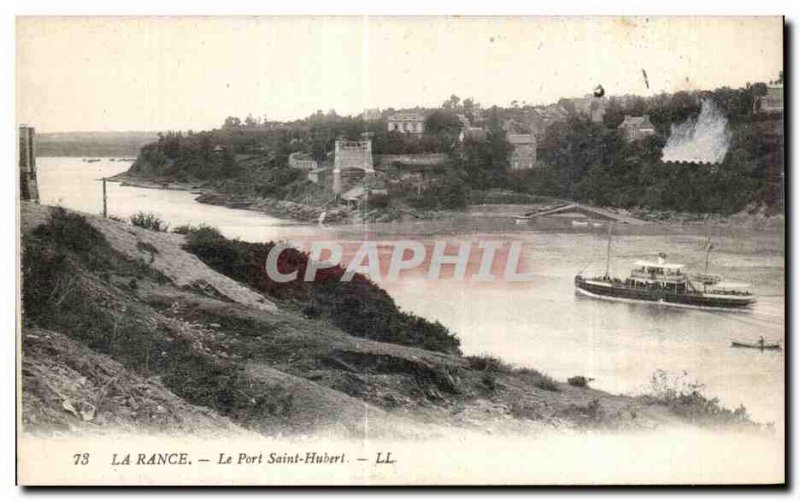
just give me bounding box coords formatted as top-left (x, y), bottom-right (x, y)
top-left (22, 328), bottom-right (245, 436)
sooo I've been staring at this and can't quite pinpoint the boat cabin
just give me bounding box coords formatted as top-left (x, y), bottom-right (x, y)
top-left (628, 260), bottom-right (688, 291)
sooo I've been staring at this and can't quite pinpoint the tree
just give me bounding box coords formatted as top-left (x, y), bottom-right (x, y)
top-left (310, 138), bottom-right (327, 161)
top-left (442, 94), bottom-right (461, 110)
top-left (425, 110), bottom-right (462, 135)
top-left (647, 91), bottom-right (699, 135)
top-left (602, 97), bottom-right (626, 128)
top-left (220, 149), bottom-right (241, 177)
top-left (456, 107), bottom-right (512, 189)
top-left (462, 97), bottom-right (476, 121)
top-left (539, 116), bottom-right (624, 198)
top-left (223, 116), bottom-right (242, 129)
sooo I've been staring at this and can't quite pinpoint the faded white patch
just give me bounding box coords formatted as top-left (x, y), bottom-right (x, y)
top-left (662, 99), bottom-right (731, 164)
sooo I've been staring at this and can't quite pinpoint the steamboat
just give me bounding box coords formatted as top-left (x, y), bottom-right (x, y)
top-left (574, 228), bottom-right (756, 310)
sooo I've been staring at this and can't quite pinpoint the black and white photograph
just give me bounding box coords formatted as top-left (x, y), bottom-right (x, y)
top-left (13, 13), bottom-right (786, 486)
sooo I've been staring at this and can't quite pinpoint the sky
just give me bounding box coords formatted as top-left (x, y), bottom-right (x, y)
top-left (16, 16), bottom-right (783, 132)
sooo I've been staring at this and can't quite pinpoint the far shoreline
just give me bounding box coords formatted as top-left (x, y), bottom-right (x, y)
top-left (105, 170), bottom-right (785, 232)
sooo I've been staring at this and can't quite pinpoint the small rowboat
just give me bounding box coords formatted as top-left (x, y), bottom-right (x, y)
top-left (731, 341), bottom-right (782, 351)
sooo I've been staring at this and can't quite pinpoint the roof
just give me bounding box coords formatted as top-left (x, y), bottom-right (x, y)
top-left (634, 261), bottom-right (685, 269)
top-left (387, 113), bottom-right (425, 122)
top-left (619, 115), bottom-right (655, 130)
top-left (531, 203), bottom-right (647, 225)
top-left (507, 134), bottom-right (535, 145)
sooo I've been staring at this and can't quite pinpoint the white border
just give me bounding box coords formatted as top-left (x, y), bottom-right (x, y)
top-left (3, 1), bottom-right (796, 498)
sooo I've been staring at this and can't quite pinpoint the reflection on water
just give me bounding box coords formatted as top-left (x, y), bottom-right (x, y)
top-left (36, 157), bottom-right (785, 424)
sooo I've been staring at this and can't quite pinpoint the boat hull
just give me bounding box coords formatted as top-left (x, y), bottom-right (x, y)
top-left (575, 276), bottom-right (755, 310)
top-left (731, 341), bottom-right (781, 351)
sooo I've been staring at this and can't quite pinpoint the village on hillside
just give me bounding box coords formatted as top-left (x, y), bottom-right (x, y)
top-left (115, 76), bottom-right (784, 225)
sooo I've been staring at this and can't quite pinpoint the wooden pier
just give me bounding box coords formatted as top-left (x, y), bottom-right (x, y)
top-left (520, 203), bottom-right (647, 225)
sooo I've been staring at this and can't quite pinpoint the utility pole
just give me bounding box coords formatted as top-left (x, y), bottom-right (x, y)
top-left (102, 177), bottom-right (108, 218)
top-left (604, 221), bottom-right (614, 278)
top-left (703, 236), bottom-right (712, 292)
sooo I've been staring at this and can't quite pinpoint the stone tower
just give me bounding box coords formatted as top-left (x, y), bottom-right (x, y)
top-left (333, 137), bottom-right (374, 196)
top-left (19, 125), bottom-right (40, 202)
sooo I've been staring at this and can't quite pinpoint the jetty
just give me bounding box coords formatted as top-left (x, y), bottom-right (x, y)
top-left (520, 203), bottom-right (647, 225)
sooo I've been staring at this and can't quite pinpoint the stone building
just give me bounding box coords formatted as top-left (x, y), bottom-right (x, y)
top-left (362, 108), bottom-right (382, 121)
top-left (618, 114), bottom-right (656, 142)
top-left (387, 113), bottom-right (425, 134)
top-left (568, 95), bottom-right (607, 123)
top-left (288, 152), bottom-right (318, 171)
top-left (507, 134), bottom-right (537, 170)
top-left (756, 84), bottom-right (783, 113)
top-left (333, 138), bottom-right (374, 195)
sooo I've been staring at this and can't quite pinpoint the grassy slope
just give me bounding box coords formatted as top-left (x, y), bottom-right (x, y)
top-left (20, 203), bottom-right (757, 438)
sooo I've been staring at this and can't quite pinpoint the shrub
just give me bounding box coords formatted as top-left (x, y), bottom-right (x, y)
top-left (368, 193), bottom-right (390, 209)
top-left (513, 367), bottom-right (560, 392)
top-left (466, 355), bottom-right (510, 373)
top-left (559, 399), bottom-right (606, 427)
top-left (535, 378), bottom-right (560, 392)
top-left (27, 208), bottom-right (111, 271)
top-left (181, 226), bottom-right (462, 354)
top-left (129, 212), bottom-right (170, 232)
top-left (568, 375), bottom-right (592, 388)
top-left (640, 369), bottom-right (752, 425)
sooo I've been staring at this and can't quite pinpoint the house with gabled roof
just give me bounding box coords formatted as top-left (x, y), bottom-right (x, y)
top-left (618, 114), bottom-right (655, 142)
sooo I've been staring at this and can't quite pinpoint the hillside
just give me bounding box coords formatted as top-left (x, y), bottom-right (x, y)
top-left (35, 131), bottom-right (159, 157)
top-left (114, 85), bottom-right (784, 221)
top-left (20, 203), bottom-right (759, 437)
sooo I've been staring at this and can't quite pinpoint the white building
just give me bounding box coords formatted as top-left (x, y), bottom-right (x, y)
top-left (387, 113), bottom-right (425, 134)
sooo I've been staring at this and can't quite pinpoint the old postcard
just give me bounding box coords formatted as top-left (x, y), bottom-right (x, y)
top-left (15, 15), bottom-right (785, 485)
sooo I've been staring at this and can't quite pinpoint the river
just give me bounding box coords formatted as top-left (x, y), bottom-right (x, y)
top-left (35, 157), bottom-right (785, 425)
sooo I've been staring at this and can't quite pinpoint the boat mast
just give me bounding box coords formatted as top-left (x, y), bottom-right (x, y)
top-left (604, 221), bottom-right (614, 278)
top-left (703, 236), bottom-right (713, 292)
